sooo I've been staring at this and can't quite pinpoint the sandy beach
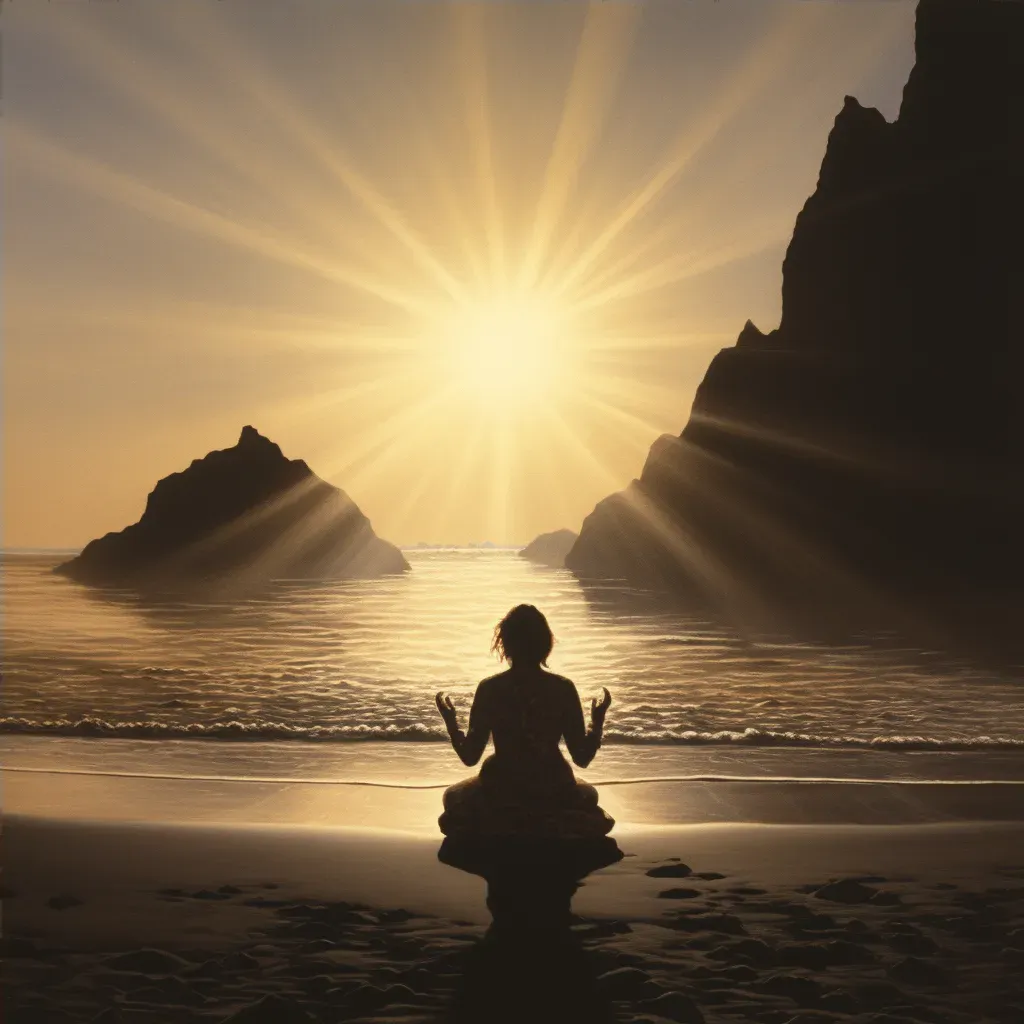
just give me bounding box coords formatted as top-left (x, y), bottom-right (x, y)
top-left (5, 771), bottom-right (1024, 1023)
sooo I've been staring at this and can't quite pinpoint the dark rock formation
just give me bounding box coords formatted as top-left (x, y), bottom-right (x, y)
top-left (519, 529), bottom-right (579, 568)
top-left (567, 0), bottom-right (1024, 622)
top-left (56, 426), bottom-right (409, 586)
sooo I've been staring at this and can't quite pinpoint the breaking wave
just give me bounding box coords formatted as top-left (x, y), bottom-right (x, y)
top-left (2, 716), bottom-right (1023, 751)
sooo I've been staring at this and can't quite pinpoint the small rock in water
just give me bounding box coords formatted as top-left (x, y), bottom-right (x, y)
top-left (192, 889), bottom-right (231, 901)
top-left (218, 884), bottom-right (243, 895)
top-left (47, 894), bottom-right (83, 911)
top-left (646, 862), bottom-right (694, 878)
top-left (813, 879), bottom-right (879, 904)
top-left (692, 872), bottom-right (726, 881)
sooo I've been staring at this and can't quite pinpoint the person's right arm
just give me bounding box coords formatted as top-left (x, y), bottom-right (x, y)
top-left (436, 682), bottom-right (491, 767)
top-left (562, 680), bottom-right (611, 769)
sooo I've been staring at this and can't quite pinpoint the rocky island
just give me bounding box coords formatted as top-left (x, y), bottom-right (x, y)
top-left (56, 426), bottom-right (409, 586)
top-left (519, 529), bottom-right (579, 568)
top-left (567, 0), bottom-right (1024, 622)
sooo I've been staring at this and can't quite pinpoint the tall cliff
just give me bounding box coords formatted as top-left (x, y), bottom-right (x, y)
top-left (567, 0), bottom-right (1024, 615)
top-left (56, 426), bottom-right (409, 586)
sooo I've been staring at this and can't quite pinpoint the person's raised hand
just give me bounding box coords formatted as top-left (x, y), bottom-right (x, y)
top-left (590, 687), bottom-right (612, 728)
top-left (435, 691), bottom-right (458, 730)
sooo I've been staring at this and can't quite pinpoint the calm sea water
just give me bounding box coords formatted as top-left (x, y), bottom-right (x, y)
top-left (4, 550), bottom-right (1023, 782)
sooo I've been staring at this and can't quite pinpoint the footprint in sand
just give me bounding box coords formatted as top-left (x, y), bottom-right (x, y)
top-left (645, 861), bottom-right (693, 879)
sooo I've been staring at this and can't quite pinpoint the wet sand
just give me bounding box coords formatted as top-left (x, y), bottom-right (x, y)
top-left (4, 774), bottom-right (1024, 1023)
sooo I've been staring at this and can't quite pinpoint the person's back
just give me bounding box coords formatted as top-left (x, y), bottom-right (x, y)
top-left (434, 604), bottom-right (614, 840)
top-left (483, 667), bottom-right (568, 756)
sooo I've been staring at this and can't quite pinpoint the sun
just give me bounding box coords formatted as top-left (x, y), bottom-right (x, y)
top-left (441, 293), bottom-right (571, 412)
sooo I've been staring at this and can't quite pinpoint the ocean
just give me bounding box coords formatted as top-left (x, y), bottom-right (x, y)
top-left (4, 549), bottom-right (1023, 786)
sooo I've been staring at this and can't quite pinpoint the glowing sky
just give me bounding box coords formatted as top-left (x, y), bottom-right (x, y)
top-left (3, 1), bottom-right (917, 549)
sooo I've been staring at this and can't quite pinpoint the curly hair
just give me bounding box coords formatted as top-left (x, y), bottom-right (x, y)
top-left (490, 604), bottom-right (554, 666)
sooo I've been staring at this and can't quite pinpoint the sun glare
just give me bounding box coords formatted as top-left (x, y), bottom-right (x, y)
top-left (12, 0), bottom-right (913, 545)
top-left (443, 294), bottom-right (570, 411)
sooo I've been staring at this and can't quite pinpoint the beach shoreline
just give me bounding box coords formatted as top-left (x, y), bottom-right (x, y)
top-left (5, 773), bottom-right (1024, 1022)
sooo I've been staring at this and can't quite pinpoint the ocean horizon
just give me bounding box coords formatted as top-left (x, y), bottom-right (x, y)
top-left (7, 548), bottom-right (1023, 787)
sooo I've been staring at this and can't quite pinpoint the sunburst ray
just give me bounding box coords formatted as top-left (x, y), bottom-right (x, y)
top-left (546, 4), bottom-right (825, 298)
top-left (517, 1), bottom-right (640, 291)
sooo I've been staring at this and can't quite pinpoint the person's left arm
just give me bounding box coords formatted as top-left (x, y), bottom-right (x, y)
top-left (435, 683), bottom-right (491, 767)
top-left (562, 680), bottom-right (610, 769)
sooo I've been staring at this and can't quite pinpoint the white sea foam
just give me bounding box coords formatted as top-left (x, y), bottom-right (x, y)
top-left (2, 715), bottom-right (1022, 751)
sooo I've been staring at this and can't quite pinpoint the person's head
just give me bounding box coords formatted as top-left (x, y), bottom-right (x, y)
top-left (490, 604), bottom-right (554, 667)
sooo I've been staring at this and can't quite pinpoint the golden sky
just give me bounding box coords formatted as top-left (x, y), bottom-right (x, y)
top-left (3, 1), bottom-right (916, 549)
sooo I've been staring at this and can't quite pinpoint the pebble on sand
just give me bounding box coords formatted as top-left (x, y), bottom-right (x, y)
top-left (658, 888), bottom-right (702, 900)
top-left (646, 862), bottom-right (694, 879)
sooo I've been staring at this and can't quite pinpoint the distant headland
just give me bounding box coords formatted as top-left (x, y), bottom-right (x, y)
top-left (519, 529), bottom-right (579, 568)
top-left (567, 0), bottom-right (1024, 627)
top-left (55, 426), bottom-right (409, 587)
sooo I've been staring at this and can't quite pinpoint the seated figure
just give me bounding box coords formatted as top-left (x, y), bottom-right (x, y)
top-left (435, 604), bottom-right (614, 840)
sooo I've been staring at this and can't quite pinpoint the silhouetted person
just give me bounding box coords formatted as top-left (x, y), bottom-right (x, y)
top-left (434, 604), bottom-right (614, 839)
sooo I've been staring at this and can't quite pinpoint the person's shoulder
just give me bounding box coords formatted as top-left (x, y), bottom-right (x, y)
top-left (477, 670), bottom-right (511, 691)
top-left (543, 670), bottom-right (577, 693)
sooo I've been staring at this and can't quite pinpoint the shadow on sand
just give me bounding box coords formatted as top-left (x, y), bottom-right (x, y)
top-left (438, 836), bottom-right (623, 1024)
